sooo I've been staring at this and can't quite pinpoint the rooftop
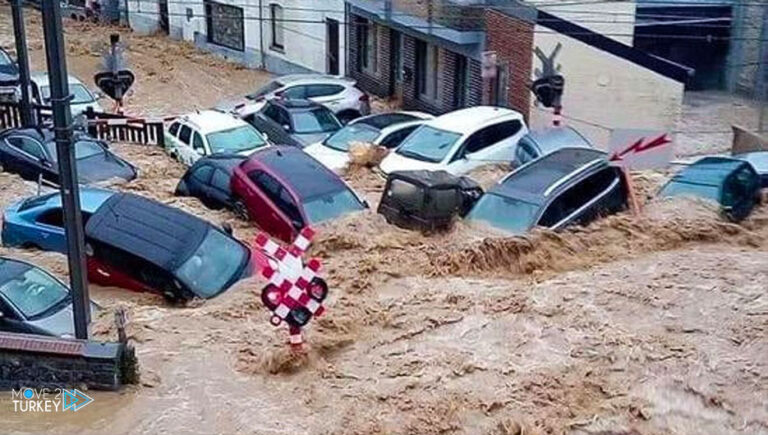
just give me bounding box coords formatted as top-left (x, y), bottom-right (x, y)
top-left (429, 106), bottom-right (523, 133)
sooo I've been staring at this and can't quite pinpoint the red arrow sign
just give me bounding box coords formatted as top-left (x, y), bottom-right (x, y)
top-left (610, 134), bottom-right (671, 162)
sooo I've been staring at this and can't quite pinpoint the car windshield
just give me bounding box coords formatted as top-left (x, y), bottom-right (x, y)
top-left (466, 193), bottom-right (540, 234)
top-left (303, 189), bottom-right (365, 224)
top-left (395, 126), bottom-right (462, 163)
top-left (174, 229), bottom-right (249, 298)
top-left (41, 84), bottom-right (95, 104)
top-left (323, 123), bottom-right (380, 151)
top-left (44, 140), bottom-right (104, 162)
top-left (660, 180), bottom-right (721, 203)
top-left (293, 109), bottom-right (341, 134)
top-left (247, 80), bottom-right (283, 99)
top-left (206, 125), bottom-right (267, 154)
top-left (0, 266), bottom-right (69, 319)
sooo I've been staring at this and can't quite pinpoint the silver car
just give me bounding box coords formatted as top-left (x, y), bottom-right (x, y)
top-left (0, 257), bottom-right (97, 338)
top-left (29, 72), bottom-right (105, 120)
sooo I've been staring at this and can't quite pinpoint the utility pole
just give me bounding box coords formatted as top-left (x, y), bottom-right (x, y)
top-left (11, 0), bottom-right (33, 126)
top-left (40, 0), bottom-right (91, 339)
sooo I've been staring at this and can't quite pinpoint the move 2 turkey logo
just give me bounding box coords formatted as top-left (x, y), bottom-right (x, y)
top-left (11, 388), bottom-right (93, 412)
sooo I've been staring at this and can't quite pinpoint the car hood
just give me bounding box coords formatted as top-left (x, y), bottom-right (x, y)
top-left (379, 151), bottom-right (444, 174)
top-left (0, 64), bottom-right (19, 86)
top-left (77, 154), bottom-right (137, 184)
top-left (293, 132), bottom-right (333, 148)
top-left (27, 302), bottom-right (98, 337)
top-left (304, 142), bottom-right (349, 173)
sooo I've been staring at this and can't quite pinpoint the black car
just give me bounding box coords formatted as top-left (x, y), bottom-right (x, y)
top-left (0, 47), bottom-right (19, 102)
top-left (0, 257), bottom-right (97, 337)
top-left (466, 148), bottom-right (628, 234)
top-left (0, 128), bottom-right (137, 185)
top-left (175, 154), bottom-right (246, 210)
top-left (659, 156), bottom-right (760, 221)
top-left (85, 192), bottom-right (252, 301)
top-left (242, 99), bottom-right (342, 148)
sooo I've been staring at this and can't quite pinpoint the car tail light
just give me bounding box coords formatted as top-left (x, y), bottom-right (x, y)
top-left (359, 94), bottom-right (370, 103)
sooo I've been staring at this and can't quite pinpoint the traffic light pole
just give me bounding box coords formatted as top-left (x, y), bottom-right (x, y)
top-left (11, 0), bottom-right (33, 126)
top-left (40, 0), bottom-right (91, 339)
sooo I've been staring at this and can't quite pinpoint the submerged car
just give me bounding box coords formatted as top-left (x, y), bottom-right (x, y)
top-left (242, 99), bottom-right (342, 148)
top-left (466, 148), bottom-right (627, 234)
top-left (0, 257), bottom-right (97, 337)
top-left (165, 110), bottom-right (270, 167)
top-left (0, 127), bottom-right (137, 185)
top-left (514, 126), bottom-right (592, 167)
top-left (175, 154), bottom-right (246, 210)
top-left (218, 74), bottom-right (370, 123)
top-left (231, 146), bottom-right (367, 242)
top-left (3, 189), bottom-right (251, 300)
top-left (659, 156), bottom-right (760, 221)
top-left (733, 151), bottom-right (768, 187)
top-left (304, 111), bottom-right (433, 173)
top-left (379, 106), bottom-right (528, 176)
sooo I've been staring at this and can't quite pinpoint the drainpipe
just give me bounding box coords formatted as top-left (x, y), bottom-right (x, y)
top-left (258, 0), bottom-right (265, 70)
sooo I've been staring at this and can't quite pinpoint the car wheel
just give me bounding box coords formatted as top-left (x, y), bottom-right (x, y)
top-left (233, 198), bottom-right (249, 221)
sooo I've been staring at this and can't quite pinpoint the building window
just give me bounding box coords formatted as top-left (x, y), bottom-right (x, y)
top-left (356, 16), bottom-right (378, 75)
top-left (204, 0), bottom-right (245, 52)
top-left (416, 40), bottom-right (440, 103)
top-left (270, 4), bottom-right (284, 51)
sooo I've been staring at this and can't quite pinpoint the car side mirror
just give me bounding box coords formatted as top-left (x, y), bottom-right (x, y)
top-left (221, 222), bottom-right (233, 235)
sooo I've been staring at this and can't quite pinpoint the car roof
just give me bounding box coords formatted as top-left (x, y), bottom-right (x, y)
top-left (427, 106), bottom-right (524, 134)
top-left (190, 154), bottom-right (246, 173)
top-left (178, 110), bottom-right (251, 135)
top-left (276, 74), bottom-right (355, 86)
top-left (244, 146), bottom-right (348, 200)
top-left (266, 98), bottom-right (324, 111)
top-left (671, 156), bottom-right (751, 186)
top-left (732, 151), bottom-right (768, 172)
top-left (29, 72), bottom-right (86, 87)
top-left (352, 112), bottom-right (432, 130)
top-left (523, 126), bottom-right (592, 154)
top-left (0, 257), bottom-right (33, 288)
top-left (85, 192), bottom-right (212, 271)
top-left (492, 147), bottom-right (608, 204)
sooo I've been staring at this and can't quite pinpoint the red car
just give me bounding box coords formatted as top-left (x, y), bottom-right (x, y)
top-left (231, 146), bottom-right (367, 242)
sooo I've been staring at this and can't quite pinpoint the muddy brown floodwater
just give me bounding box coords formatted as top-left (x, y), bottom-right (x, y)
top-left (0, 7), bottom-right (767, 435)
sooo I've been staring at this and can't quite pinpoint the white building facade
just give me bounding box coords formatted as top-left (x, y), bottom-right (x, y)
top-left (128, 0), bottom-right (347, 76)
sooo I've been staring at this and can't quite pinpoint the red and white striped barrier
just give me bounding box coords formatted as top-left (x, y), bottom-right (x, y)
top-left (253, 228), bottom-right (328, 349)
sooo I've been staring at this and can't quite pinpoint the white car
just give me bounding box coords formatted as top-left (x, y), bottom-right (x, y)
top-left (378, 106), bottom-right (529, 176)
top-left (29, 72), bottom-right (104, 119)
top-left (304, 111), bottom-right (434, 173)
top-left (217, 74), bottom-right (370, 124)
top-left (165, 110), bottom-right (269, 166)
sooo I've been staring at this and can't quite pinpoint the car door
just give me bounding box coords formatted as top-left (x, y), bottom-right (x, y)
top-left (538, 167), bottom-right (624, 230)
top-left (164, 121), bottom-right (182, 155)
top-left (245, 170), bottom-right (295, 242)
top-left (3, 135), bottom-right (54, 182)
top-left (175, 124), bottom-right (197, 165)
top-left (191, 131), bottom-right (207, 159)
top-left (188, 164), bottom-right (215, 205)
top-left (209, 167), bottom-right (234, 208)
top-left (32, 207), bottom-right (67, 250)
top-left (0, 297), bottom-right (29, 334)
top-left (447, 120), bottom-right (526, 175)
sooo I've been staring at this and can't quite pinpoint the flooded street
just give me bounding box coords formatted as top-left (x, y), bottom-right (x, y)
top-left (0, 6), bottom-right (767, 435)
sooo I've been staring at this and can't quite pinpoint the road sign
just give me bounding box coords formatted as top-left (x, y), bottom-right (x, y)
top-left (253, 228), bottom-right (328, 348)
top-left (94, 70), bottom-right (134, 101)
top-left (608, 129), bottom-right (673, 170)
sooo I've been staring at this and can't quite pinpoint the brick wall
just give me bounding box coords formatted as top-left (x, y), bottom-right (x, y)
top-left (484, 9), bottom-right (535, 119)
top-left (348, 14), bottom-right (393, 97)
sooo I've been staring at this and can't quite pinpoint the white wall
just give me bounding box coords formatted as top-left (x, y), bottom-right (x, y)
top-left (531, 26), bottom-right (685, 147)
top-left (127, 0), bottom-right (161, 34)
top-left (537, 0), bottom-right (637, 45)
